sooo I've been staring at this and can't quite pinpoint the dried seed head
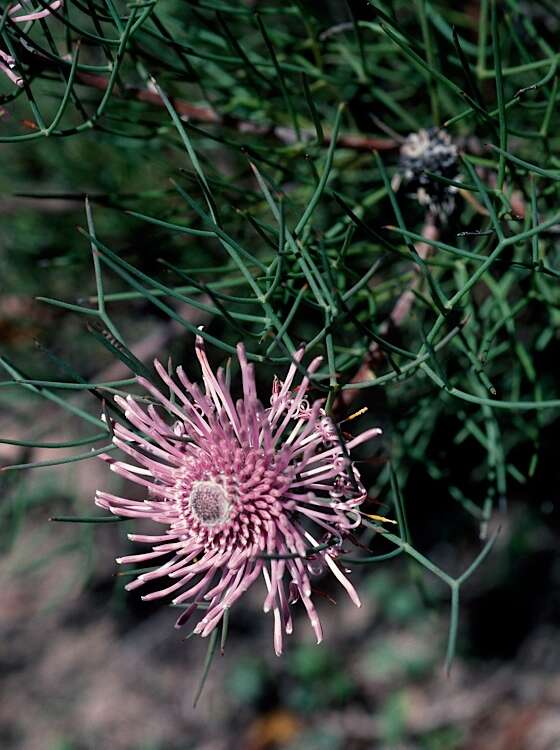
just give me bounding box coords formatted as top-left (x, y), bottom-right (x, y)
top-left (397, 127), bottom-right (459, 222)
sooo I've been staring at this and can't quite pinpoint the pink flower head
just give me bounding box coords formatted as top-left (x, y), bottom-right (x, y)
top-left (1, 2), bottom-right (63, 87)
top-left (96, 337), bottom-right (381, 654)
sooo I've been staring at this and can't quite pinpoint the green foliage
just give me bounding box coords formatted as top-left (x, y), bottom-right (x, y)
top-left (2, 0), bottom-right (560, 677)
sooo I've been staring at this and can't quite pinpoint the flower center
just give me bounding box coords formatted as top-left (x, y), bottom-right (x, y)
top-left (189, 480), bottom-right (230, 526)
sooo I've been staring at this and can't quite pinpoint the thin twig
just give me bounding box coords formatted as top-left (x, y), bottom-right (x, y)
top-left (75, 72), bottom-right (398, 152)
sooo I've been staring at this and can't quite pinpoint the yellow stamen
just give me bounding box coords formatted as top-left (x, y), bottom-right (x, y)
top-left (361, 512), bottom-right (398, 525)
top-left (340, 407), bottom-right (368, 424)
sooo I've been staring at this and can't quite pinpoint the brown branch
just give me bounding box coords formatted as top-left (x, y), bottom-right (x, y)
top-left (75, 72), bottom-right (398, 152)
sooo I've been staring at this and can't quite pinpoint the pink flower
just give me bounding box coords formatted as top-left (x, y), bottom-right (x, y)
top-left (96, 337), bottom-right (381, 654)
top-left (1, 2), bottom-right (63, 87)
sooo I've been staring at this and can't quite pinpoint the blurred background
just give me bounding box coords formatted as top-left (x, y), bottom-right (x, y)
top-left (2, 1), bottom-right (560, 748)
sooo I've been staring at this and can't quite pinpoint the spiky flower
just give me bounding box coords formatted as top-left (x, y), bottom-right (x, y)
top-left (96, 338), bottom-right (381, 654)
top-left (1, 2), bottom-right (63, 87)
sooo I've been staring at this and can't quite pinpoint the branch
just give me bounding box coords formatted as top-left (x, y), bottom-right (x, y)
top-left (75, 72), bottom-right (398, 152)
